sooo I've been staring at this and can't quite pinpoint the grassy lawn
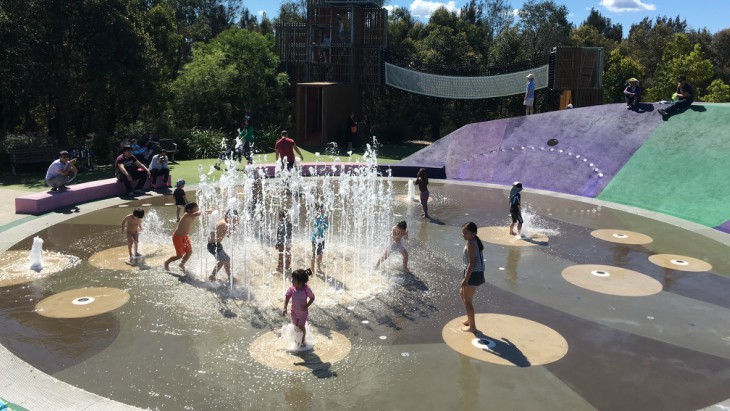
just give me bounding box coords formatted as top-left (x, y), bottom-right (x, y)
top-left (0, 144), bottom-right (427, 192)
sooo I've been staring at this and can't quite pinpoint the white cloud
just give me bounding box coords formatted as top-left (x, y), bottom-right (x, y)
top-left (600, 0), bottom-right (656, 13)
top-left (257, 9), bottom-right (266, 17)
top-left (511, 8), bottom-right (520, 16)
top-left (409, 0), bottom-right (457, 19)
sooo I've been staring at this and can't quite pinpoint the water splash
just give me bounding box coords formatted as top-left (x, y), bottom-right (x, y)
top-left (29, 236), bottom-right (44, 271)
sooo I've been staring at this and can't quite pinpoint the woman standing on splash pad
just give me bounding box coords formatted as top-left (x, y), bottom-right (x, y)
top-left (460, 222), bottom-right (485, 332)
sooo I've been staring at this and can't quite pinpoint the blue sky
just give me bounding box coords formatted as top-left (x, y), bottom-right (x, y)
top-left (244, 0), bottom-right (727, 37)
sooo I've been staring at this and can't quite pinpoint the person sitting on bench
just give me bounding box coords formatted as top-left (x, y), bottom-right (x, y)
top-left (116, 146), bottom-right (150, 196)
top-left (45, 150), bottom-right (78, 192)
top-left (148, 149), bottom-right (170, 189)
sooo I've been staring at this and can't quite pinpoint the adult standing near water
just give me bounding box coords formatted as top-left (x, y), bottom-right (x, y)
top-left (238, 116), bottom-right (254, 164)
top-left (460, 222), bottom-right (485, 333)
top-left (275, 130), bottom-right (303, 171)
top-left (45, 150), bottom-right (77, 191)
top-left (524, 74), bottom-right (535, 115)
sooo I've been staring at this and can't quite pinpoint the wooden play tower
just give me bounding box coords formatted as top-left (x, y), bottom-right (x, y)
top-left (276, 0), bottom-right (387, 147)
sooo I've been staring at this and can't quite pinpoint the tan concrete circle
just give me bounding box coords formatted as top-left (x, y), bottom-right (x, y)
top-left (442, 314), bottom-right (568, 366)
top-left (0, 250), bottom-right (80, 287)
top-left (591, 229), bottom-right (653, 245)
top-left (35, 287), bottom-right (130, 318)
top-left (88, 244), bottom-right (169, 271)
top-left (477, 226), bottom-right (549, 247)
top-left (648, 254), bottom-right (712, 272)
top-left (249, 326), bottom-right (351, 371)
top-left (562, 264), bottom-right (662, 296)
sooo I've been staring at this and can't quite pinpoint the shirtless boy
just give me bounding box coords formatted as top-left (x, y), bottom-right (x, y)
top-left (121, 207), bottom-right (145, 262)
top-left (375, 220), bottom-right (409, 271)
top-left (207, 210), bottom-right (239, 283)
top-left (164, 202), bottom-right (207, 272)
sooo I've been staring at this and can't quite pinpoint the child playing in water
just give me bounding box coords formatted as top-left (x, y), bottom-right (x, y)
top-left (121, 207), bottom-right (145, 262)
top-left (460, 222), bottom-right (485, 333)
top-left (310, 203), bottom-right (329, 274)
top-left (173, 179), bottom-right (188, 222)
top-left (375, 220), bottom-right (409, 271)
top-left (509, 182), bottom-right (523, 236)
top-left (164, 202), bottom-right (208, 272)
top-left (415, 168), bottom-right (431, 219)
top-left (276, 210), bottom-right (293, 273)
top-left (282, 268), bottom-right (315, 347)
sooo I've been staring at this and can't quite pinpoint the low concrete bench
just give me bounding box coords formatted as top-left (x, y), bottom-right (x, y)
top-left (15, 174), bottom-right (171, 215)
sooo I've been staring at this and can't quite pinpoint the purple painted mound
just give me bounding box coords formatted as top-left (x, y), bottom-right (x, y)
top-left (398, 103), bottom-right (662, 197)
top-left (715, 220), bottom-right (730, 234)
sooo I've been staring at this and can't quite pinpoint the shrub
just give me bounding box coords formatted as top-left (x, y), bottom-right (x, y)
top-left (184, 128), bottom-right (229, 159)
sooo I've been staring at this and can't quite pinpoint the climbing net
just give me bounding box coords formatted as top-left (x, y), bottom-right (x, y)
top-left (384, 63), bottom-right (549, 99)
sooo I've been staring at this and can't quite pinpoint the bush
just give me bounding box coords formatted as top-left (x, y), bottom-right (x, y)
top-left (184, 128), bottom-right (229, 159)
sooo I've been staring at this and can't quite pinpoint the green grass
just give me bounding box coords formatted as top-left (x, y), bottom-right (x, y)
top-left (0, 145), bottom-right (426, 192)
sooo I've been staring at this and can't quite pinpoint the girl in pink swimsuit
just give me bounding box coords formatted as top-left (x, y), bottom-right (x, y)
top-left (282, 269), bottom-right (316, 347)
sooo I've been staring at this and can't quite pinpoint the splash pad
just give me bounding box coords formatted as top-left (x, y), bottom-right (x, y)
top-left (1, 155), bottom-right (730, 410)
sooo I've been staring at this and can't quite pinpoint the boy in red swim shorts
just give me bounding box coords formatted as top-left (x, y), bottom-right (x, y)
top-left (164, 202), bottom-right (206, 272)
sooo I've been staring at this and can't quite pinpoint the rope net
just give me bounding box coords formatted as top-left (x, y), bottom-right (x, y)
top-left (384, 63), bottom-right (549, 99)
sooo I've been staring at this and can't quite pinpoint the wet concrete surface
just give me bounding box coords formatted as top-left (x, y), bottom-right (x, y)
top-left (1, 182), bottom-right (729, 410)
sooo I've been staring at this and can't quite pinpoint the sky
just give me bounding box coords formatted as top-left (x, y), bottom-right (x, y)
top-left (244, 0), bottom-right (727, 38)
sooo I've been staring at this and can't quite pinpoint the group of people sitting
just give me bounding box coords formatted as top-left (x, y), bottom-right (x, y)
top-left (623, 74), bottom-right (694, 117)
top-left (118, 131), bottom-right (161, 162)
top-left (44, 144), bottom-right (171, 196)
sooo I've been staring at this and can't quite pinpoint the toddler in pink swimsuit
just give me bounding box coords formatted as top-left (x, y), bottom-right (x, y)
top-left (282, 269), bottom-right (315, 347)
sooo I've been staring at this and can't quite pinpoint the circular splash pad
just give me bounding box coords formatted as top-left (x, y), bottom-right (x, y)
top-left (442, 314), bottom-right (568, 366)
top-left (590, 229), bottom-right (653, 245)
top-left (477, 226), bottom-right (549, 247)
top-left (88, 244), bottom-right (169, 271)
top-left (249, 326), bottom-right (351, 371)
top-left (561, 264), bottom-right (662, 296)
top-left (0, 250), bottom-right (80, 287)
top-left (648, 254), bottom-right (712, 272)
top-left (35, 287), bottom-right (130, 318)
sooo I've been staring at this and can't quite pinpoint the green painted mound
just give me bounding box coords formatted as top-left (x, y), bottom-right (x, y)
top-left (598, 104), bottom-right (730, 227)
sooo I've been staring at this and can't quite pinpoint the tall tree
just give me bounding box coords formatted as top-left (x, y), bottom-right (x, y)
top-left (584, 8), bottom-right (623, 42)
top-left (517, 0), bottom-right (572, 61)
top-left (171, 27), bottom-right (288, 130)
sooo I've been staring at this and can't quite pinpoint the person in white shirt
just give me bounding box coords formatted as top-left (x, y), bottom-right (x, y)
top-left (148, 149), bottom-right (170, 189)
top-left (45, 151), bottom-right (77, 191)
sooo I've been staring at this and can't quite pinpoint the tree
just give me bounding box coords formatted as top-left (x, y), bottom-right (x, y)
top-left (645, 34), bottom-right (713, 101)
top-left (703, 79), bottom-right (730, 102)
top-left (517, 0), bottom-right (572, 61)
top-left (171, 28), bottom-right (288, 130)
top-left (584, 8), bottom-right (622, 42)
top-left (626, 16), bottom-right (687, 85)
top-left (711, 29), bottom-right (730, 80)
top-left (603, 48), bottom-right (644, 103)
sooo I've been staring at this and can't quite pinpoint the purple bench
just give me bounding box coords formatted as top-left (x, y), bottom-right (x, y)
top-left (15, 174), bottom-right (171, 215)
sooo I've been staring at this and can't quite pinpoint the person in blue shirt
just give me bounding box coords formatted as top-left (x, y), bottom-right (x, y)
top-left (624, 78), bottom-right (641, 110)
top-left (658, 75), bottom-right (694, 117)
top-left (310, 203), bottom-right (329, 274)
top-left (524, 74), bottom-right (535, 115)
